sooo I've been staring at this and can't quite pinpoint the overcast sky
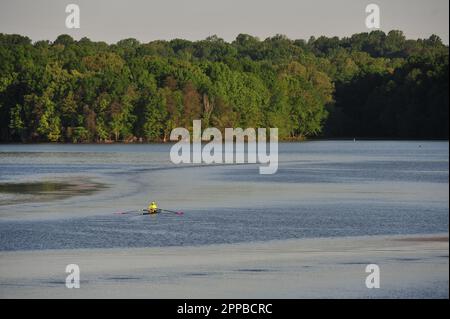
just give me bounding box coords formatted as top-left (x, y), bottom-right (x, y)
top-left (0, 0), bottom-right (448, 43)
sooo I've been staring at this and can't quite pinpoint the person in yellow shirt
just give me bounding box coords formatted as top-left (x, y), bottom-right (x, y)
top-left (148, 201), bottom-right (158, 214)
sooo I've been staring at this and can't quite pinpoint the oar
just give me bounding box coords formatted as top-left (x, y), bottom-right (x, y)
top-left (115, 209), bottom-right (184, 216)
top-left (143, 209), bottom-right (184, 216)
top-left (159, 209), bottom-right (184, 216)
top-left (113, 209), bottom-right (143, 215)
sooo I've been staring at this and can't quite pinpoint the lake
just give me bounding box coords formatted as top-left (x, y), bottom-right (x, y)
top-left (0, 141), bottom-right (448, 251)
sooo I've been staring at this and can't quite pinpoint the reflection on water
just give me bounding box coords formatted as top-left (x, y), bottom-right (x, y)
top-left (0, 180), bottom-right (106, 206)
top-left (0, 182), bottom-right (71, 194)
top-left (0, 141), bottom-right (448, 250)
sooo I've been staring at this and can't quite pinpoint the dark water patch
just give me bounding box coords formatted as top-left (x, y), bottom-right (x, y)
top-left (391, 257), bottom-right (424, 262)
top-left (184, 272), bottom-right (211, 277)
top-left (41, 280), bottom-right (66, 285)
top-left (0, 180), bottom-right (107, 206)
top-left (0, 182), bottom-right (71, 194)
top-left (105, 276), bottom-right (141, 281)
top-left (236, 269), bottom-right (271, 273)
top-left (39, 279), bottom-right (89, 286)
top-left (395, 236), bottom-right (448, 242)
top-left (0, 282), bottom-right (34, 287)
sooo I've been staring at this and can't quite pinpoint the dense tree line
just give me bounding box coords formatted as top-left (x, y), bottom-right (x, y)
top-left (0, 30), bottom-right (448, 142)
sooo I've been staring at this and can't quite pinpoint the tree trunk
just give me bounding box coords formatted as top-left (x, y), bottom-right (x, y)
top-left (203, 94), bottom-right (214, 126)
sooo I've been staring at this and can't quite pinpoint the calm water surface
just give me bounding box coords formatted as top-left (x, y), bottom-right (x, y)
top-left (0, 141), bottom-right (448, 250)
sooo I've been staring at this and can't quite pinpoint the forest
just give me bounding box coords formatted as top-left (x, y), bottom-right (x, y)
top-left (0, 30), bottom-right (448, 143)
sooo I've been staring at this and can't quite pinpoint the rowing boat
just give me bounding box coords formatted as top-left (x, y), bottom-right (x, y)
top-left (115, 208), bottom-right (183, 216)
top-left (142, 209), bottom-right (161, 215)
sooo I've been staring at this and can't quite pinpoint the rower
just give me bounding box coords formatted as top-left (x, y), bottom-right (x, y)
top-left (148, 201), bottom-right (158, 214)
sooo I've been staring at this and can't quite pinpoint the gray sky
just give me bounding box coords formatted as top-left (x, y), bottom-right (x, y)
top-left (0, 0), bottom-right (448, 43)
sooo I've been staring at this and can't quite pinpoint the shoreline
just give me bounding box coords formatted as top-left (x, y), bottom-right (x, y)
top-left (0, 138), bottom-right (449, 145)
top-left (1, 233), bottom-right (448, 298)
